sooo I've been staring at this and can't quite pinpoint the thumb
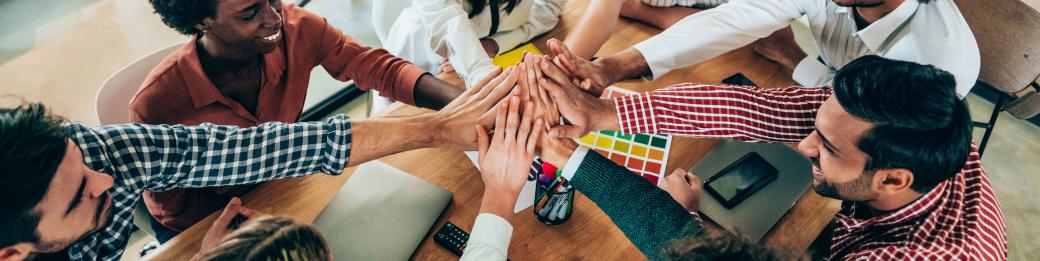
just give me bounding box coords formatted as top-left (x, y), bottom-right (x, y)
top-left (213, 197), bottom-right (243, 227)
top-left (549, 125), bottom-right (586, 139)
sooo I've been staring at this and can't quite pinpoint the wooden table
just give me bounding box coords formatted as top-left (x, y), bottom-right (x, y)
top-left (147, 1), bottom-right (840, 260)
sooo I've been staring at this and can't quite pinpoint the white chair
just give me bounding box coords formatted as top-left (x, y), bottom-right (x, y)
top-left (96, 42), bottom-right (183, 125)
top-left (95, 42), bottom-right (183, 237)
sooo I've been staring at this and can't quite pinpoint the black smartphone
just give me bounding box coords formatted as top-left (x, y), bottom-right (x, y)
top-left (722, 73), bottom-right (758, 87)
top-left (703, 152), bottom-right (778, 208)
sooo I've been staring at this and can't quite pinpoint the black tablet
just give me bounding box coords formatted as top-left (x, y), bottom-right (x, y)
top-left (703, 152), bottom-right (778, 208)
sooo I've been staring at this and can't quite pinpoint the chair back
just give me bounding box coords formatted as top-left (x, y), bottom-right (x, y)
top-left (955, 0), bottom-right (1040, 118)
top-left (94, 42), bottom-right (184, 238)
top-left (96, 42), bottom-right (182, 125)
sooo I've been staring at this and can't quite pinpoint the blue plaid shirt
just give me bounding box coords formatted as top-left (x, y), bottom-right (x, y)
top-left (63, 115), bottom-right (353, 260)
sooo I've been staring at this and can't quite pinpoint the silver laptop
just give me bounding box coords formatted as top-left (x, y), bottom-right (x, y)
top-left (689, 140), bottom-right (812, 241)
top-left (313, 160), bottom-right (452, 260)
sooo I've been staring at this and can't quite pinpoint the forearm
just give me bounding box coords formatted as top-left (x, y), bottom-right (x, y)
top-left (631, 0), bottom-right (806, 78)
top-left (346, 114), bottom-right (439, 166)
top-left (478, 190), bottom-right (518, 223)
top-left (569, 150), bottom-right (703, 258)
top-left (596, 48), bottom-right (652, 84)
top-left (614, 84), bottom-right (830, 143)
top-left (414, 73), bottom-right (465, 110)
top-left (564, 0), bottom-right (625, 59)
top-left (81, 116), bottom-right (357, 191)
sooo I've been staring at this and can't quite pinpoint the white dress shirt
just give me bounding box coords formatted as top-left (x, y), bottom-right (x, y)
top-left (385, 0), bottom-right (567, 88)
top-left (461, 146), bottom-right (590, 261)
top-left (461, 213), bottom-right (514, 261)
top-left (633, 0), bottom-right (979, 97)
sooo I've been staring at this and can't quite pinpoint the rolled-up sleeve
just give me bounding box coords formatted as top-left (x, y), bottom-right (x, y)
top-left (633, 0), bottom-right (812, 79)
top-left (311, 10), bottom-right (423, 105)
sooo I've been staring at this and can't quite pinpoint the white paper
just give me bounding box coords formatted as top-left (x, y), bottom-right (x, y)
top-left (465, 151), bottom-right (538, 213)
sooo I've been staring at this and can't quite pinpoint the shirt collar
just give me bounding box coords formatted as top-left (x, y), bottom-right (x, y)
top-left (178, 36), bottom-right (287, 109)
top-left (261, 41), bottom-right (286, 89)
top-left (836, 0), bottom-right (920, 52)
top-left (840, 171), bottom-right (954, 229)
top-left (177, 36), bottom-right (224, 109)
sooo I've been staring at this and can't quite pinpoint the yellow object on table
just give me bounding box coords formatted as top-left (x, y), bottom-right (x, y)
top-left (492, 43), bottom-right (542, 68)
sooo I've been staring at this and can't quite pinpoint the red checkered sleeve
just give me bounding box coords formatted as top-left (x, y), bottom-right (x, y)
top-left (614, 84), bottom-right (832, 142)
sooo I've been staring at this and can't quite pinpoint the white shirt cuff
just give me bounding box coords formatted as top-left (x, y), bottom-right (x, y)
top-left (792, 56), bottom-right (832, 87)
top-left (461, 213), bottom-right (513, 261)
top-left (560, 146), bottom-right (591, 181)
top-left (632, 42), bottom-right (672, 80)
top-left (464, 62), bottom-right (498, 89)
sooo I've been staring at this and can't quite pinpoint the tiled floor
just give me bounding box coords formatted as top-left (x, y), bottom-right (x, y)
top-left (1, 0), bottom-right (1037, 260)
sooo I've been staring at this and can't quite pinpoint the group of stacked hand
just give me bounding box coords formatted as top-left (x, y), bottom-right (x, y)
top-left (452, 38), bottom-right (702, 220)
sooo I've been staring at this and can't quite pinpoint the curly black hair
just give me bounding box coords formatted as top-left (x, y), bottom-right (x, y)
top-left (149, 0), bottom-right (218, 35)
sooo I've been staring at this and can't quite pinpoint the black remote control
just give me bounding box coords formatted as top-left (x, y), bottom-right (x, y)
top-left (433, 222), bottom-right (470, 256)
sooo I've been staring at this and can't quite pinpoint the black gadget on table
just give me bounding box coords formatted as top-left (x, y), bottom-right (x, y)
top-left (703, 152), bottom-right (778, 208)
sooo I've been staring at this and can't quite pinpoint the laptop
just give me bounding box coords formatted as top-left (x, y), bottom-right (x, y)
top-left (689, 140), bottom-right (813, 241)
top-left (313, 160), bottom-right (453, 260)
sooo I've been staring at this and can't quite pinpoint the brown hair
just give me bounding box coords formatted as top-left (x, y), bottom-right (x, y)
top-left (664, 228), bottom-right (806, 261)
top-left (196, 216), bottom-right (331, 261)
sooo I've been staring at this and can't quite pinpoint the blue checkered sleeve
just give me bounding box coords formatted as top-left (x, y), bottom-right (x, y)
top-left (70, 114), bottom-right (353, 192)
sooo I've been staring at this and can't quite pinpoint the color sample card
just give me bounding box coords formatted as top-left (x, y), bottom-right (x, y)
top-left (492, 43), bottom-right (541, 68)
top-left (575, 87), bottom-right (673, 185)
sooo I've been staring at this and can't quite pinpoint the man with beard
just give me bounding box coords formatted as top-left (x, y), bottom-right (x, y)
top-left (543, 0), bottom-right (979, 98)
top-left (0, 69), bottom-right (519, 261)
top-left (534, 55), bottom-right (1007, 259)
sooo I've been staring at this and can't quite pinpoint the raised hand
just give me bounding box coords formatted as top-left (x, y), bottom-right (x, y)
top-left (547, 38), bottom-right (612, 96)
top-left (519, 53), bottom-right (561, 129)
top-left (659, 169), bottom-right (702, 212)
top-left (197, 197), bottom-right (262, 257)
top-left (475, 96), bottom-right (543, 219)
top-left (434, 67), bottom-right (519, 150)
top-left (537, 56), bottom-right (619, 139)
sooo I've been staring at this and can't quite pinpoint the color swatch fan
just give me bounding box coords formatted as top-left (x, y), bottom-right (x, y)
top-left (575, 87), bottom-right (672, 185)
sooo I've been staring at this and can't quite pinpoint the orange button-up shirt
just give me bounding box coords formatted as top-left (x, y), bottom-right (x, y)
top-left (129, 4), bottom-right (425, 231)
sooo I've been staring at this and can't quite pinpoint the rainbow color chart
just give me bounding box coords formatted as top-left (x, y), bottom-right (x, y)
top-left (575, 87), bottom-right (672, 185)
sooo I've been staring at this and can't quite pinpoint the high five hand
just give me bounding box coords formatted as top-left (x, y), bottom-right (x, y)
top-left (537, 55), bottom-right (619, 139)
top-left (547, 38), bottom-right (612, 97)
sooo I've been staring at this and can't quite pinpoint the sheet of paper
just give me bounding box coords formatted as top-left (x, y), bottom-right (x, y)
top-left (465, 151), bottom-right (539, 213)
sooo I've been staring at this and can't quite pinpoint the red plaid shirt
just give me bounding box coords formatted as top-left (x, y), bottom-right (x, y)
top-left (613, 84), bottom-right (1008, 260)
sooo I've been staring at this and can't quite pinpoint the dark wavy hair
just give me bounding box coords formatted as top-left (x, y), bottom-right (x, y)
top-left (0, 102), bottom-right (68, 249)
top-left (149, 0), bottom-right (218, 35)
top-left (832, 55), bottom-right (972, 193)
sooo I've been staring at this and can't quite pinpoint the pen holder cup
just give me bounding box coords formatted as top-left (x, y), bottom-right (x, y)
top-left (533, 180), bottom-right (574, 225)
